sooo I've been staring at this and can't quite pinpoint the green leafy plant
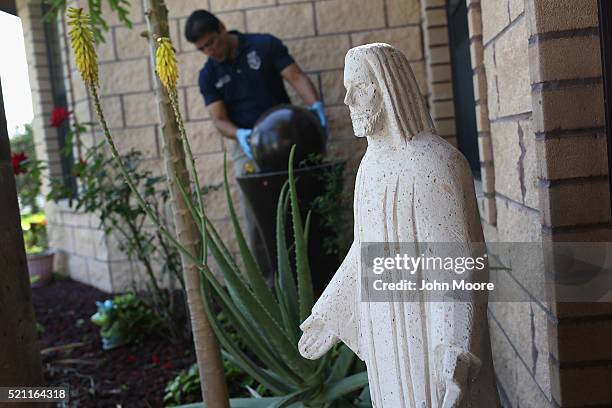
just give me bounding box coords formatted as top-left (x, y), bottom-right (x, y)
top-left (311, 162), bottom-right (351, 261)
top-left (21, 213), bottom-right (49, 255)
top-left (164, 363), bottom-right (201, 406)
top-left (112, 293), bottom-right (162, 344)
top-left (299, 152), bottom-right (351, 261)
top-left (164, 357), bottom-right (270, 407)
top-left (50, 140), bottom-right (192, 341)
top-left (40, 109), bottom-right (193, 341)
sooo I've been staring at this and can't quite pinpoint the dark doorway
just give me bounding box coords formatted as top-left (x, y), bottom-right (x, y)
top-left (447, 0), bottom-right (480, 177)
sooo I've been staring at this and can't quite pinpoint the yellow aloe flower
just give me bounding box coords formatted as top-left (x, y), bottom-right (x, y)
top-left (67, 7), bottom-right (98, 87)
top-left (156, 37), bottom-right (179, 91)
top-left (244, 162), bottom-right (256, 174)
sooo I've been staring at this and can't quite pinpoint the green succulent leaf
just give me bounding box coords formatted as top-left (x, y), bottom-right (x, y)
top-left (275, 181), bottom-right (300, 342)
top-left (223, 155), bottom-right (283, 324)
top-left (315, 372), bottom-right (369, 404)
top-left (287, 146), bottom-right (314, 322)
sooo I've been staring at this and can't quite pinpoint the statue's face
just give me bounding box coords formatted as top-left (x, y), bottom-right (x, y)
top-left (344, 58), bottom-right (384, 137)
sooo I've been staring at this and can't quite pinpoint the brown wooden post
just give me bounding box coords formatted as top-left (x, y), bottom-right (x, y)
top-left (142, 1), bottom-right (229, 406)
top-left (0, 77), bottom-right (44, 390)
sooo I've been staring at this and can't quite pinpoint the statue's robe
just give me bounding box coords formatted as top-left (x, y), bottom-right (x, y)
top-left (309, 132), bottom-right (500, 408)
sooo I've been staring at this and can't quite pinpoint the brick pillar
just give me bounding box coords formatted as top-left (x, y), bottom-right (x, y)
top-left (527, 0), bottom-right (612, 405)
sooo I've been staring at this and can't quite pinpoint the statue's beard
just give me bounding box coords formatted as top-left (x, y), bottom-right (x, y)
top-left (351, 106), bottom-right (384, 137)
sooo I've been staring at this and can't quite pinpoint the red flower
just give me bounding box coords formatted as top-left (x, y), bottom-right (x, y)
top-left (50, 107), bottom-right (70, 128)
top-left (162, 360), bottom-right (174, 370)
top-left (151, 354), bottom-right (160, 365)
top-left (11, 151), bottom-right (28, 175)
top-left (127, 355), bottom-right (137, 363)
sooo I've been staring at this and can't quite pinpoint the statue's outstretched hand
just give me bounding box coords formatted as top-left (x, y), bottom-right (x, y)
top-left (298, 315), bottom-right (338, 360)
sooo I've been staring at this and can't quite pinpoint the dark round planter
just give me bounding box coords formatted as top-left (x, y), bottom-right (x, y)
top-left (250, 104), bottom-right (326, 173)
top-left (236, 161), bottom-right (346, 294)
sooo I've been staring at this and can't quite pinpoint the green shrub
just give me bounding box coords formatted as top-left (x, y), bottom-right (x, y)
top-left (51, 141), bottom-right (191, 341)
top-left (112, 293), bottom-right (162, 344)
top-left (164, 363), bottom-right (200, 406)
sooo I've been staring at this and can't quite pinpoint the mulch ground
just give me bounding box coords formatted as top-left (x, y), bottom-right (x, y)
top-left (32, 278), bottom-right (198, 407)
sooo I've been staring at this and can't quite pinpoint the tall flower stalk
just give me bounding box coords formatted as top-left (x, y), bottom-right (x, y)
top-left (155, 36), bottom-right (206, 242)
top-left (67, 7), bottom-right (229, 407)
top-left (143, 0), bottom-right (228, 404)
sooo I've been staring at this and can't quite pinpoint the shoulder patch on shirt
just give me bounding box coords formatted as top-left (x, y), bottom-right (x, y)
top-left (215, 74), bottom-right (231, 89)
top-left (247, 50), bottom-right (262, 71)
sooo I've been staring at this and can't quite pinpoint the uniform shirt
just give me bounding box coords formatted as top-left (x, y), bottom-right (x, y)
top-left (199, 31), bottom-right (294, 129)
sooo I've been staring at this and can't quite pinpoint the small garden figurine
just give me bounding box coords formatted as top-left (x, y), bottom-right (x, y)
top-left (90, 294), bottom-right (161, 350)
top-left (90, 300), bottom-right (124, 350)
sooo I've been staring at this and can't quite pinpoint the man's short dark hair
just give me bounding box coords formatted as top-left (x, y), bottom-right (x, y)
top-left (185, 10), bottom-right (221, 43)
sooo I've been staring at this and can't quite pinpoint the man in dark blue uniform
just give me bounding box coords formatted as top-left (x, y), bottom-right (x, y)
top-left (185, 9), bottom-right (327, 273)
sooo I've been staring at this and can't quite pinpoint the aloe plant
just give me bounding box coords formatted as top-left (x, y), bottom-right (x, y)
top-left (192, 146), bottom-right (370, 407)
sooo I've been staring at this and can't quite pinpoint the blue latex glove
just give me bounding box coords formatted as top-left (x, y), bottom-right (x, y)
top-left (235, 128), bottom-right (253, 160)
top-left (309, 101), bottom-right (328, 136)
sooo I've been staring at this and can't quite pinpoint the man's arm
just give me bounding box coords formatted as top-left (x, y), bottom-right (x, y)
top-left (207, 100), bottom-right (239, 139)
top-left (281, 63), bottom-right (319, 106)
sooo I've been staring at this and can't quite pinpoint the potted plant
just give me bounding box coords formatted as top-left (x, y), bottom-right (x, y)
top-left (21, 213), bottom-right (54, 287)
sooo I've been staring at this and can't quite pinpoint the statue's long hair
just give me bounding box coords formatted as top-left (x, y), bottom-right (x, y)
top-left (347, 43), bottom-right (435, 141)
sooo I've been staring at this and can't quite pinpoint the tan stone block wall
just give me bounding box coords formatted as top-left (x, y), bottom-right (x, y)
top-left (209, 0), bottom-right (276, 13)
top-left (387, 0), bottom-right (421, 26)
top-left (285, 35), bottom-right (351, 71)
top-left (315, 0), bottom-right (386, 34)
top-left (246, 3), bottom-right (315, 39)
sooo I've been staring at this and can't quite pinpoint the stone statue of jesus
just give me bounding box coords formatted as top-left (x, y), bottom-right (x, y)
top-left (298, 43), bottom-right (501, 408)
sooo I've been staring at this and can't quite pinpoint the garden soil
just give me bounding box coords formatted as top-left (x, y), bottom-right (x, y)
top-left (32, 278), bottom-right (197, 407)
